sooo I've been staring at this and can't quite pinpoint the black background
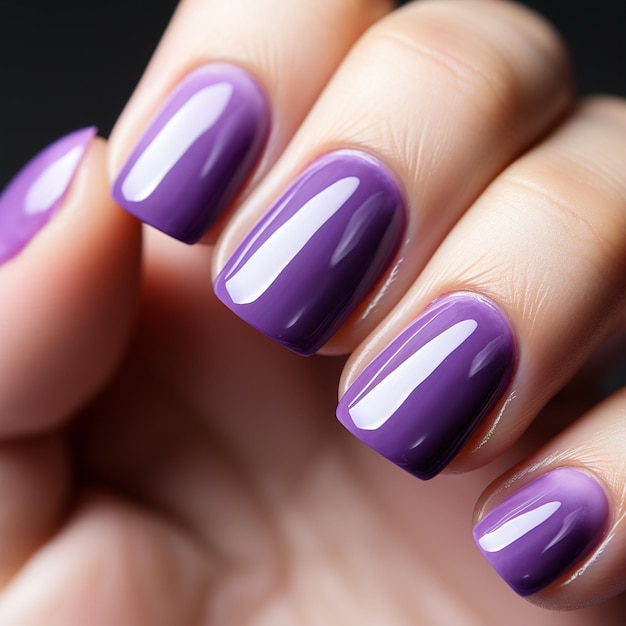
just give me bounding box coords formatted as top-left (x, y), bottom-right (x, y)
top-left (1, 0), bottom-right (625, 188)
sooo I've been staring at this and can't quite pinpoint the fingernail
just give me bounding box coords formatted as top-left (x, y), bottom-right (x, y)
top-left (473, 468), bottom-right (609, 596)
top-left (112, 63), bottom-right (269, 244)
top-left (214, 150), bottom-right (406, 355)
top-left (0, 126), bottom-right (96, 266)
top-left (336, 292), bottom-right (515, 479)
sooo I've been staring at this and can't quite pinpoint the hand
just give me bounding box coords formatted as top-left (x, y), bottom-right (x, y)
top-left (0, 0), bottom-right (625, 623)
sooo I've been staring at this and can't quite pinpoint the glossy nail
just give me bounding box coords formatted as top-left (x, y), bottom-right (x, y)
top-left (214, 150), bottom-right (406, 355)
top-left (336, 293), bottom-right (515, 479)
top-left (112, 63), bottom-right (269, 244)
top-left (473, 468), bottom-right (609, 596)
top-left (0, 127), bottom-right (96, 266)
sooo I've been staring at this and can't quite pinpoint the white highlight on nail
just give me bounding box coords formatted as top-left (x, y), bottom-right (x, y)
top-left (478, 501), bottom-right (561, 552)
top-left (348, 319), bottom-right (478, 431)
top-left (121, 82), bottom-right (233, 202)
top-left (24, 145), bottom-right (85, 215)
top-left (224, 176), bottom-right (361, 305)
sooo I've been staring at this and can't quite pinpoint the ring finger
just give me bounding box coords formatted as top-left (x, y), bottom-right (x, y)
top-left (337, 97), bottom-right (626, 481)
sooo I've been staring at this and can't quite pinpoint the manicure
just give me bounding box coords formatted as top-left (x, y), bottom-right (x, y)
top-left (112, 63), bottom-right (269, 244)
top-left (473, 467), bottom-right (609, 596)
top-left (336, 292), bottom-right (516, 479)
top-left (0, 127), bottom-right (96, 266)
top-left (214, 149), bottom-right (406, 355)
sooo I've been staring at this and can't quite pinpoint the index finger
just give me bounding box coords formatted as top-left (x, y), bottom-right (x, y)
top-left (108, 0), bottom-right (393, 243)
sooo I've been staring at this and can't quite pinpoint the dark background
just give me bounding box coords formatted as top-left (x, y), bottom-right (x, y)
top-left (1, 0), bottom-right (625, 188)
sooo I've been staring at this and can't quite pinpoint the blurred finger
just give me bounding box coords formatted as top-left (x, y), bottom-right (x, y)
top-left (0, 132), bottom-right (141, 435)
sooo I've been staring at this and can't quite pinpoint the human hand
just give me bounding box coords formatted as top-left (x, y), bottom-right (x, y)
top-left (1, 1), bottom-right (625, 624)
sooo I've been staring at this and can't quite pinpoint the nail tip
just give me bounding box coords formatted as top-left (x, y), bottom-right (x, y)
top-left (214, 276), bottom-right (319, 355)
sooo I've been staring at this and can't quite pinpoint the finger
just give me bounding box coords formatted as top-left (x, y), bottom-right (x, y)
top-left (108, 0), bottom-right (392, 244)
top-left (0, 131), bottom-right (141, 435)
top-left (473, 387), bottom-right (626, 608)
top-left (213, 0), bottom-right (572, 355)
top-left (336, 97), bottom-right (626, 480)
top-left (0, 493), bottom-right (206, 625)
top-left (0, 435), bottom-right (68, 587)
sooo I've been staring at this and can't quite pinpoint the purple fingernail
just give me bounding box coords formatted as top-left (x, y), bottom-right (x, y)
top-left (473, 468), bottom-right (609, 596)
top-left (0, 127), bottom-right (96, 266)
top-left (336, 293), bottom-right (515, 479)
top-left (214, 150), bottom-right (406, 355)
top-left (112, 63), bottom-right (269, 244)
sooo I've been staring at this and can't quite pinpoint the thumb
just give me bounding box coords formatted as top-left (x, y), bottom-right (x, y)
top-left (0, 129), bottom-right (141, 435)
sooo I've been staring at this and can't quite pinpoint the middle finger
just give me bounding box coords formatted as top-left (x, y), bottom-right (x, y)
top-left (213, 0), bottom-right (572, 356)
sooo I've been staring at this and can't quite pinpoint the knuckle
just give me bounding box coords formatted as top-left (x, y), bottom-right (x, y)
top-left (364, 0), bottom-right (570, 121)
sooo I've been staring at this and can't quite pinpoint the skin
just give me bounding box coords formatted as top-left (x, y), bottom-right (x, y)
top-left (0, 0), bottom-right (625, 623)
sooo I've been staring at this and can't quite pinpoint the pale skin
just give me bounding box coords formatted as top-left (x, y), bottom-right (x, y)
top-left (1, 0), bottom-right (626, 623)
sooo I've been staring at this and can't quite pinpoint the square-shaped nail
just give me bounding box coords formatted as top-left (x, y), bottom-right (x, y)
top-left (0, 127), bottom-right (96, 266)
top-left (214, 149), bottom-right (406, 355)
top-left (336, 292), bottom-right (516, 479)
top-left (473, 468), bottom-right (609, 596)
top-left (112, 63), bottom-right (269, 244)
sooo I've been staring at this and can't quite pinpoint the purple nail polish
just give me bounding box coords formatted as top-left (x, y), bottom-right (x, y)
top-left (112, 63), bottom-right (269, 244)
top-left (214, 150), bottom-right (406, 355)
top-left (473, 468), bottom-right (609, 596)
top-left (0, 127), bottom-right (96, 266)
top-left (336, 293), bottom-right (515, 479)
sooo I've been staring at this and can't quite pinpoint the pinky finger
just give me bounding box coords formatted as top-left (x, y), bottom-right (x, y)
top-left (473, 388), bottom-right (626, 610)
